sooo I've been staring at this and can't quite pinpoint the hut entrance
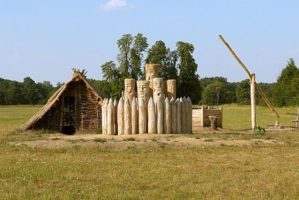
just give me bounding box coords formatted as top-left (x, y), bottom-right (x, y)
top-left (61, 96), bottom-right (76, 134)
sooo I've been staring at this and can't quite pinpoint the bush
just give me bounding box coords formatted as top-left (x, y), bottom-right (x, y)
top-left (255, 126), bottom-right (266, 135)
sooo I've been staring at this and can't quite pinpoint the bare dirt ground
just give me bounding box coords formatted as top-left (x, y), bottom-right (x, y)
top-left (10, 129), bottom-right (285, 149)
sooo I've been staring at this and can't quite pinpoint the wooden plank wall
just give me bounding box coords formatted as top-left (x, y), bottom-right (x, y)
top-left (192, 107), bottom-right (223, 132)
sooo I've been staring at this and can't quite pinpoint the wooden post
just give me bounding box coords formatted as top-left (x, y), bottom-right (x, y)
top-left (60, 95), bottom-right (64, 132)
top-left (250, 74), bottom-right (256, 130)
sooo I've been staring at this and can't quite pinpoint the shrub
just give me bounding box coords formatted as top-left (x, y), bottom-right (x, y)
top-left (255, 126), bottom-right (266, 135)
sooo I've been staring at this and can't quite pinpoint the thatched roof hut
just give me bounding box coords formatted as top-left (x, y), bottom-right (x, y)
top-left (22, 70), bottom-right (104, 134)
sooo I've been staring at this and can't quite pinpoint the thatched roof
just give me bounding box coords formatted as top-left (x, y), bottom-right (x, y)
top-left (22, 70), bottom-right (104, 131)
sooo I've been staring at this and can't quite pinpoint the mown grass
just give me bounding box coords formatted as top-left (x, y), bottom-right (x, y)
top-left (221, 104), bottom-right (296, 129)
top-left (0, 105), bottom-right (298, 199)
top-left (0, 105), bottom-right (40, 138)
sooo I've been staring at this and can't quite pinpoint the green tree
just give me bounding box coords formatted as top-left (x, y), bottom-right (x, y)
top-left (89, 79), bottom-right (112, 98)
top-left (236, 79), bottom-right (250, 104)
top-left (200, 77), bottom-right (228, 89)
top-left (146, 40), bottom-right (167, 65)
top-left (176, 41), bottom-right (201, 102)
top-left (0, 78), bottom-right (8, 104)
top-left (101, 61), bottom-right (123, 98)
top-left (130, 33), bottom-right (148, 79)
top-left (224, 82), bottom-right (237, 103)
top-left (117, 34), bottom-right (133, 77)
top-left (146, 40), bottom-right (178, 80)
top-left (163, 50), bottom-right (178, 80)
top-left (23, 77), bottom-right (39, 104)
top-left (200, 77), bottom-right (237, 103)
top-left (5, 81), bottom-right (23, 105)
top-left (35, 82), bottom-right (55, 104)
top-left (117, 33), bottom-right (148, 79)
top-left (201, 81), bottom-right (224, 105)
top-left (257, 82), bottom-right (275, 106)
top-left (273, 58), bottom-right (299, 106)
top-left (0, 77), bottom-right (54, 105)
top-left (101, 33), bottom-right (148, 98)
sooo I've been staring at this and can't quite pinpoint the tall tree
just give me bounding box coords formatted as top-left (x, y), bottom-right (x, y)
top-left (273, 58), bottom-right (299, 106)
top-left (101, 61), bottom-right (123, 98)
top-left (101, 33), bottom-right (148, 97)
top-left (117, 33), bottom-right (148, 79)
top-left (164, 50), bottom-right (178, 80)
top-left (200, 77), bottom-right (228, 89)
top-left (236, 79), bottom-right (251, 105)
top-left (23, 77), bottom-right (39, 104)
top-left (130, 33), bottom-right (148, 79)
top-left (146, 40), bottom-right (167, 65)
top-left (201, 81), bottom-right (224, 105)
top-left (176, 41), bottom-right (201, 102)
top-left (146, 40), bottom-right (178, 80)
top-left (5, 81), bottom-right (23, 105)
top-left (117, 34), bottom-right (133, 77)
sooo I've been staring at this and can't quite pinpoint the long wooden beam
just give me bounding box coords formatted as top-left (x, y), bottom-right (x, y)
top-left (255, 83), bottom-right (280, 122)
top-left (219, 35), bottom-right (252, 79)
top-left (219, 35), bottom-right (280, 126)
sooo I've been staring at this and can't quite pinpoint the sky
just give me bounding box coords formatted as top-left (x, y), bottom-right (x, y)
top-left (0, 0), bottom-right (299, 85)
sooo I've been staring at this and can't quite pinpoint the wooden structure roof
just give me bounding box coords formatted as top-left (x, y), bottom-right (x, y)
top-left (22, 70), bottom-right (104, 131)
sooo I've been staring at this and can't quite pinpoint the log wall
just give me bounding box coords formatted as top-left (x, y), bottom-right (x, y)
top-left (32, 80), bottom-right (102, 132)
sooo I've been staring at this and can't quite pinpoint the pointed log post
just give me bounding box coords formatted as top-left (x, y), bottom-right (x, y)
top-left (250, 74), bottom-right (256, 130)
top-left (153, 78), bottom-right (164, 104)
top-left (131, 97), bottom-right (138, 135)
top-left (114, 99), bottom-right (118, 135)
top-left (148, 97), bottom-right (156, 134)
top-left (117, 97), bottom-right (124, 135)
top-left (166, 79), bottom-right (176, 100)
top-left (145, 64), bottom-right (160, 98)
top-left (138, 98), bottom-right (146, 134)
top-left (124, 97), bottom-right (131, 135)
top-left (170, 97), bottom-right (177, 134)
top-left (107, 98), bottom-right (114, 135)
top-left (157, 97), bottom-right (164, 134)
top-left (187, 97), bottom-right (192, 133)
top-left (176, 98), bottom-right (182, 134)
top-left (181, 98), bottom-right (186, 133)
top-left (105, 99), bottom-right (109, 135)
top-left (124, 79), bottom-right (136, 102)
top-left (164, 97), bottom-right (171, 134)
top-left (101, 99), bottom-right (107, 135)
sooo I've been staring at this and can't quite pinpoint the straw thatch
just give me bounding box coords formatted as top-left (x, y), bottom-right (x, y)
top-left (22, 70), bottom-right (104, 133)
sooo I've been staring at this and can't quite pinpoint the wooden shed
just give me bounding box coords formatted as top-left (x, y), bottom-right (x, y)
top-left (22, 70), bottom-right (104, 134)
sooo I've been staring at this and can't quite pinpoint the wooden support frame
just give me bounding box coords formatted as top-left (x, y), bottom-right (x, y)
top-left (219, 35), bottom-right (280, 129)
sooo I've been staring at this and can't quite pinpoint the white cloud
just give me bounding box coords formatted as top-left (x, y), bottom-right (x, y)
top-left (101, 0), bottom-right (127, 11)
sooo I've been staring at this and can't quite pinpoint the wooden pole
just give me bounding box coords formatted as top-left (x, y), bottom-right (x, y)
top-left (219, 35), bottom-right (280, 128)
top-left (219, 35), bottom-right (252, 78)
top-left (250, 74), bottom-right (256, 130)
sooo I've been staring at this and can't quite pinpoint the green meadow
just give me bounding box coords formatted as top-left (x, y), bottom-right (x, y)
top-left (0, 105), bottom-right (298, 199)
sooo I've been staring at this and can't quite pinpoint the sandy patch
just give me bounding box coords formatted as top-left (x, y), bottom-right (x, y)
top-left (10, 133), bottom-right (282, 149)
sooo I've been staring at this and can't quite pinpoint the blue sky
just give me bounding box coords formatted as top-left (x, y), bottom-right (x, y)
top-left (0, 0), bottom-right (299, 85)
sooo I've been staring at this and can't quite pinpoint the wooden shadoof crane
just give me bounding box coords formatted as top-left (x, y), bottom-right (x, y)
top-left (219, 35), bottom-right (280, 130)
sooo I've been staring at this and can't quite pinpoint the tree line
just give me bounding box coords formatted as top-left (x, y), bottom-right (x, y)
top-left (99, 33), bottom-right (299, 106)
top-left (0, 77), bottom-right (55, 105)
top-left (100, 33), bottom-right (201, 102)
top-left (0, 33), bottom-right (298, 106)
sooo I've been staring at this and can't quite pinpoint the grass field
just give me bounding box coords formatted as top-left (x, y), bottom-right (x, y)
top-left (0, 105), bottom-right (298, 199)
